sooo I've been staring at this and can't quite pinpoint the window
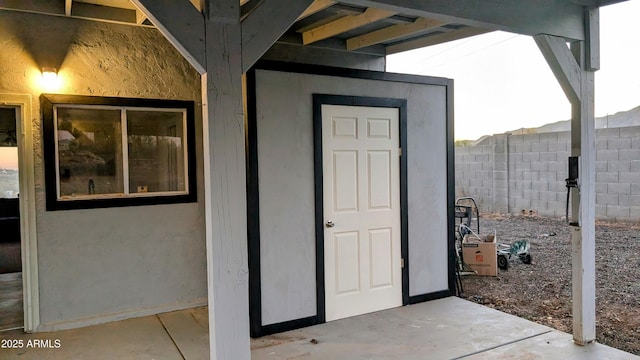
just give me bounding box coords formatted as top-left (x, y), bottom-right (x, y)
top-left (42, 95), bottom-right (196, 210)
top-left (0, 147), bottom-right (19, 198)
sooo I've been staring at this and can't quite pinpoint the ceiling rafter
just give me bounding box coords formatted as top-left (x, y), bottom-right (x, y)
top-left (386, 26), bottom-right (491, 54)
top-left (293, 5), bottom-right (364, 33)
top-left (65, 0), bottom-right (72, 16)
top-left (302, 7), bottom-right (396, 45)
top-left (72, 2), bottom-right (137, 24)
top-left (297, 0), bottom-right (336, 21)
top-left (2, 0), bottom-right (602, 58)
top-left (135, 9), bottom-right (146, 24)
top-left (278, 32), bottom-right (387, 56)
top-left (346, 17), bottom-right (446, 51)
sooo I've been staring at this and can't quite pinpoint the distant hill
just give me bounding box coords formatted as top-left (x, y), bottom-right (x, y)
top-left (507, 105), bottom-right (640, 135)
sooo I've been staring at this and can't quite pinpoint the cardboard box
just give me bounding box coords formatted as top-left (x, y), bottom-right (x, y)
top-left (462, 234), bottom-right (497, 276)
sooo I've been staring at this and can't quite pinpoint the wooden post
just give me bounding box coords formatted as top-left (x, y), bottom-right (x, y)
top-left (201, 2), bottom-right (251, 359)
top-left (570, 40), bottom-right (597, 345)
top-left (535, 30), bottom-right (597, 345)
top-left (132, 1), bottom-right (315, 357)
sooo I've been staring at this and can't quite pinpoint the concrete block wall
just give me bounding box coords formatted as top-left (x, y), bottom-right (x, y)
top-left (455, 126), bottom-right (640, 221)
top-left (455, 138), bottom-right (496, 212)
top-left (507, 131), bottom-right (570, 218)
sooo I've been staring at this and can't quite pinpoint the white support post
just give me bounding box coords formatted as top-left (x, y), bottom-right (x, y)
top-left (201, 1), bottom-right (250, 358)
top-left (535, 32), bottom-right (597, 345)
top-left (201, 6), bottom-right (250, 360)
top-left (571, 40), bottom-right (597, 345)
top-left (134, 1), bottom-right (310, 357)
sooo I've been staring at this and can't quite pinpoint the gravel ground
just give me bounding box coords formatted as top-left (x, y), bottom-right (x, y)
top-left (458, 214), bottom-right (640, 355)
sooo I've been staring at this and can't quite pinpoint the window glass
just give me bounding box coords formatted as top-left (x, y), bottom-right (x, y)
top-left (0, 147), bottom-right (18, 198)
top-left (56, 107), bottom-right (124, 197)
top-left (127, 110), bottom-right (186, 194)
top-left (42, 94), bottom-right (196, 210)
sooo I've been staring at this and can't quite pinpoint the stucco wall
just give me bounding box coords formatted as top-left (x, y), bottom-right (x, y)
top-left (0, 11), bottom-right (206, 329)
top-left (254, 69), bottom-right (449, 326)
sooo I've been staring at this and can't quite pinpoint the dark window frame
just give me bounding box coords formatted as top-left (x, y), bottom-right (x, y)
top-left (41, 94), bottom-right (197, 211)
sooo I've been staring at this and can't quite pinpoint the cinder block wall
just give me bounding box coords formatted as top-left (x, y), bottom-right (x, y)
top-left (455, 126), bottom-right (640, 220)
top-left (455, 138), bottom-right (495, 212)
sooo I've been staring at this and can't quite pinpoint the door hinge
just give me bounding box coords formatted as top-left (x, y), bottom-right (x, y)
top-left (398, 148), bottom-right (402, 157)
top-left (401, 258), bottom-right (405, 268)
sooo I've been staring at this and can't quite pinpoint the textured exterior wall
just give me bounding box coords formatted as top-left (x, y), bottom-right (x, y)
top-left (0, 11), bottom-right (207, 329)
top-left (455, 127), bottom-right (640, 220)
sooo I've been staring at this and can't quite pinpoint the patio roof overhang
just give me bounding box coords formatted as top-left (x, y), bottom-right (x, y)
top-left (0, 0), bottom-right (625, 358)
top-left (0, 0), bottom-right (627, 71)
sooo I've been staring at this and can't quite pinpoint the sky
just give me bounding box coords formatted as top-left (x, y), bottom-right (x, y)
top-left (0, 145), bottom-right (18, 170)
top-left (387, 0), bottom-right (640, 141)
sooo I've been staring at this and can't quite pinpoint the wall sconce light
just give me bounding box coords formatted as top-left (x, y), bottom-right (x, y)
top-left (41, 67), bottom-right (62, 91)
top-left (42, 67), bottom-right (57, 80)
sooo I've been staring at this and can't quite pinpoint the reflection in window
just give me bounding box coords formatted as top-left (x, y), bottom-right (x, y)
top-left (56, 108), bottom-right (123, 197)
top-left (127, 110), bottom-right (186, 194)
top-left (53, 105), bottom-right (189, 200)
top-left (0, 147), bottom-right (19, 198)
top-left (0, 107), bottom-right (19, 198)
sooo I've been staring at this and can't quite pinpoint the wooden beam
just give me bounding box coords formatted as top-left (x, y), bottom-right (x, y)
top-left (240, 0), bottom-right (261, 20)
top-left (585, 7), bottom-right (600, 71)
top-left (384, 14), bottom-right (415, 25)
top-left (341, 0), bottom-right (586, 41)
top-left (297, 0), bottom-right (335, 21)
top-left (0, 0), bottom-right (64, 16)
top-left (294, 13), bottom-right (346, 33)
top-left (130, 0), bottom-right (206, 74)
top-left (206, 0), bottom-right (239, 23)
top-left (242, 0), bottom-right (314, 72)
top-left (135, 9), bottom-right (146, 25)
top-left (65, 0), bottom-right (72, 16)
top-left (346, 17), bottom-right (446, 51)
top-left (278, 32), bottom-right (387, 56)
top-left (72, 2), bottom-right (136, 23)
top-left (386, 26), bottom-right (490, 54)
top-left (570, 0), bottom-right (626, 5)
top-left (190, 0), bottom-right (203, 11)
top-left (534, 34), bottom-right (581, 104)
top-left (76, 0), bottom-right (137, 9)
top-left (302, 7), bottom-right (396, 45)
top-left (0, 0), bottom-right (157, 27)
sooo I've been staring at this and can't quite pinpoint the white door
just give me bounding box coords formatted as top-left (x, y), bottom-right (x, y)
top-left (322, 104), bottom-right (402, 322)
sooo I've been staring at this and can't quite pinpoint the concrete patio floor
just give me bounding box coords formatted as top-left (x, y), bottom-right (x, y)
top-left (0, 297), bottom-right (637, 359)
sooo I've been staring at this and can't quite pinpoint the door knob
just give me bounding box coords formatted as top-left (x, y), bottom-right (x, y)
top-left (325, 221), bottom-right (335, 228)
